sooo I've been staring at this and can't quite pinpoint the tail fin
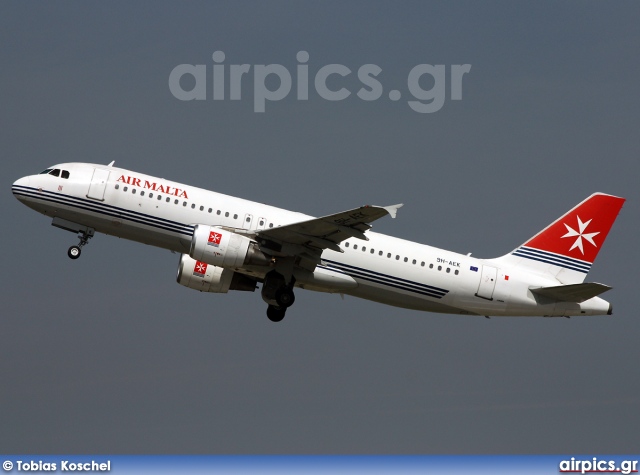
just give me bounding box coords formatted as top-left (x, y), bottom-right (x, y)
top-left (501, 193), bottom-right (625, 284)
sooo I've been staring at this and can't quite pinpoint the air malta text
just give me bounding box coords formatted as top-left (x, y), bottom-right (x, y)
top-left (116, 175), bottom-right (189, 199)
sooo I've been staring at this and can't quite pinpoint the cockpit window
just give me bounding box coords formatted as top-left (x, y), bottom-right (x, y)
top-left (40, 168), bottom-right (69, 178)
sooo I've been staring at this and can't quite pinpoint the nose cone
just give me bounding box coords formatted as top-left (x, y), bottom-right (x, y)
top-left (12, 176), bottom-right (31, 199)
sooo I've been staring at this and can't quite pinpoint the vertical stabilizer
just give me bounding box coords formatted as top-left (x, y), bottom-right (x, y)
top-left (500, 193), bottom-right (625, 284)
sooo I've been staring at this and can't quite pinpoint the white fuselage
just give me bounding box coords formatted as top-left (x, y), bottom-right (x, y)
top-left (12, 162), bottom-right (611, 317)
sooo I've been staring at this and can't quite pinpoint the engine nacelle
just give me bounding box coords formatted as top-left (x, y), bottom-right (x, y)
top-left (177, 254), bottom-right (257, 293)
top-left (190, 225), bottom-right (270, 268)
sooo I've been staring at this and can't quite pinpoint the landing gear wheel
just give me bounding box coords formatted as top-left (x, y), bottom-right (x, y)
top-left (68, 245), bottom-right (81, 259)
top-left (67, 227), bottom-right (94, 260)
top-left (275, 287), bottom-right (295, 308)
top-left (267, 305), bottom-right (286, 323)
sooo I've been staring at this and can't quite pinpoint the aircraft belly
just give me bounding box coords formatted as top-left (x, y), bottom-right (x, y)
top-left (294, 267), bottom-right (358, 293)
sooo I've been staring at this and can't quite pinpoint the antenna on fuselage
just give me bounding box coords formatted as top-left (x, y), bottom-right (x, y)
top-left (107, 161), bottom-right (115, 167)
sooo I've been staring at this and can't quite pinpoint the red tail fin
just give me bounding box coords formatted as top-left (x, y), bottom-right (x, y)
top-left (507, 193), bottom-right (625, 282)
top-left (522, 193), bottom-right (625, 264)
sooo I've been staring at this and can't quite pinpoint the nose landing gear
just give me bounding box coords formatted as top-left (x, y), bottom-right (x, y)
top-left (67, 228), bottom-right (94, 260)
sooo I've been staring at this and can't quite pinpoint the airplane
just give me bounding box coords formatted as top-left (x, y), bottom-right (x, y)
top-left (12, 162), bottom-right (625, 322)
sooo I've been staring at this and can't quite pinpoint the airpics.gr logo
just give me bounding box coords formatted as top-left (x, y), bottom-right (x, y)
top-left (559, 457), bottom-right (638, 475)
top-left (168, 51), bottom-right (471, 113)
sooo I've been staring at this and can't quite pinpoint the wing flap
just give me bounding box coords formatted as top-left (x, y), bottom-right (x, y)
top-left (530, 282), bottom-right (612, 303)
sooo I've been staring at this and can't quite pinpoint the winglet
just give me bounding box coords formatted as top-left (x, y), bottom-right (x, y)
top-left (381, 203), bottom-right (403, 219)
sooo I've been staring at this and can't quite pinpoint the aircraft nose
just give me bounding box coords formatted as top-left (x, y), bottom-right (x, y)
top-left (12, 176), bottom-right (31, 197)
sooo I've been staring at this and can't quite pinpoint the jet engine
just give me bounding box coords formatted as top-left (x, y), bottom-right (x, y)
top-left (189, 225), bottom-right (270, 268)
top-left (177, 254), bottom-right (257, 293)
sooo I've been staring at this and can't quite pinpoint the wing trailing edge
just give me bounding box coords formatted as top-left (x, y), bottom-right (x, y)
top-left (255, 203), bottom-right (403, 253)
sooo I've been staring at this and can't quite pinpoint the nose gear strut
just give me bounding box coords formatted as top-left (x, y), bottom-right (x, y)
top-left (68, 228), bottom-right (94, 260)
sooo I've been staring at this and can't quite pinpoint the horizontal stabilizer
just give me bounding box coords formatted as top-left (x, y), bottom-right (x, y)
top-left (530, 282), bottom-right (612, 303)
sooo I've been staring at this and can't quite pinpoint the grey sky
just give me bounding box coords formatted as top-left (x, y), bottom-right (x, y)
top-left (1, 1), bottom-right (639, 453)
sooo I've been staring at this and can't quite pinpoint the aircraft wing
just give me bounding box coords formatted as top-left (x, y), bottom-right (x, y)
top-left (530, 282), bottom-right (612, 303)
top-left (255, 204), bottom-right (403, 254)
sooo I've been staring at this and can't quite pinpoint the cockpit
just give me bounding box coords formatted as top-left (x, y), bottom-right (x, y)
top-left (39, 168), bottom-right (70, 179)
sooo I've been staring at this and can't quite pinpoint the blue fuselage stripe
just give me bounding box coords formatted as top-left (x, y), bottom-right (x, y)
top-left (512, 246), bottom-right (590, 273)
top-left (321, 259), bottom-right (449, 299)
top-left (12, 186), bottom-right (194, 236)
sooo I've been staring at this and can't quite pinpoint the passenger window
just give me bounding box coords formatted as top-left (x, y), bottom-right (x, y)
top-left (208, 208), bottom-right (212, 213)
top-left (200, 206), bottom-right (204, 211)
top-left (225, 212), bottom-right (229, 217)
top-left (454, 270), bottom-right (459, 275)
top-left (259, 220), bottom-right (264, 226)
top-left (183, 201), bottom-right (187, 206)
top-left (404, 257), bottom-right (408, 262)
top-left (446, 268), bottom-right (450, 273)
top-left (149, 193), bottom-right (153, 198)
top-left (412, 259), bottom-right (416, 264)
top-left (132, 189), bottom-right (136, 194)
top-left (387, 253), bottom-right (391, 258)
top-left (123, 186), bottom-right (128, 192)
top-left (421, 262), bottom-right (425, 267)
top-left (50, 169), bottom-right (60, 177)
top-left (362, 247), bottom-right (366, 252)
top-left (429, 263), bottom-right (434, 269)
top-left (246, 217), bottom-right (250, 222)
top-left (370, 249), bottom-right (374, 254)
top-left (166, 197), bottom-right (170, 202)
top-left (217, 210), bottom-right (221, 215)
top-left (191, 203), bottom-right (195, 209)
top-left (379, 251), bottom-right (383, 256)
top-left (353, 245), bottom-right (358, 250)
top-left (269, 223), bottom-right (274, 228)
top-left (61, 170), bottom-right (70, 179)
top-left (438, 265), bottom-right (442, 271)
top-left (158, 195), bottom-right (162, 200)
top-left (140, 191), bottom-right (145, 196)
top-left (174, 199), bottom-right (178, 204)
top-left (396, 255), bottom-right (400, 260)
top-left (233, 214), bottom-right (238, 219)
top-left (345, 242), bottom-right (350, 247)
top-left (115, 184), bottom-right (119, 190)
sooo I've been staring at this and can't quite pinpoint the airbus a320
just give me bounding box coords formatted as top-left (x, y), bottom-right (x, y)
top-left (12, 162), bottom-right (625, 322)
